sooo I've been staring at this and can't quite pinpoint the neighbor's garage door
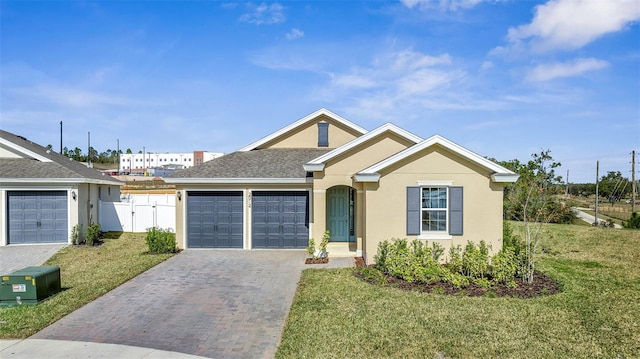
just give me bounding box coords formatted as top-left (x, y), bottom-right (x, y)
top-left (187, 191), bottom-right (243, 248)
top-left (7, 191), bottom-right (68, 244)
top-left (252, 191), bottom-right (309, 248)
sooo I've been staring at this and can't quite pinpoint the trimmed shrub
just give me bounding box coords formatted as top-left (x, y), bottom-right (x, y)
top-left (306, 237), bottom-right (316, 258)
top-left (462, 241), bottom-right (489, 278)
top-left (502, 222), bottom-right (527, 278)
top-left (371, 236), bottom-right (521, 291)
top-left (491, 247), bottom-right (517, 286)
top-left (70, 224), bottom-right (79, 245)
top-left (145, 227), bottom-right (177, 253)
top-left (431, 242), bottom-right (445, 262)
top-left (374, 239), bottom-right (391, 271)
top-left (375, 238), bottom-right (446, 284)
top-left (320, 230), bottom-right (330, 253)
top-left (446, 245), bottom-right (463, 274)
top-left (86, 223), bottom-right (101, 246)
top-left (442, 271), bottom-right (470, 289)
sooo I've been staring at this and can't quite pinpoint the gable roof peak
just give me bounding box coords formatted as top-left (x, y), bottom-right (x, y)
top-left (303, 122), bottom-right (423, 170)
top-left (355, 134), bottom-right (518, 183)
top-left (0, 129), bottom-right (122, 185)
top-left (238, 108), bottom-right (368, 152)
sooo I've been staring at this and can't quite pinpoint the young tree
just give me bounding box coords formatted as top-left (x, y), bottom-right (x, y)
top-left (72, 147), bottom-right (83, 161)
top-left (500, 150), bottom-right (564, 283)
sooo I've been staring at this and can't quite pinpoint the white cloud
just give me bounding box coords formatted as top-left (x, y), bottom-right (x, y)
top-left (330, 73), bottom-right (376, 89)
top-left (327, 49), bottom-right (459, 95)
top-left (480, 60), bottom-right (493, 71)
top-left (392, 50), bottom-right (451, 71)
top-left (239, 2), bottom-right (285, 25)
top-left (285, 28), bottom-right (304, 40)
top-left (397, 68), bottom-right (460, 94)
top-left (525, 58), bottom-right (609, 82)
top-left (312, 48), bottom-right (477, 116)
top-left (400, 0), bottom-right (485, 11)
top-left (6, 84), bottom-right (146, 108)
top-left (507, 0), bottom-right (640, 52)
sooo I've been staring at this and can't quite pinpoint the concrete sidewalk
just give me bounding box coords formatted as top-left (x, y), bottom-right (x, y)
top-left (0, 339), bottom-right (209, 359)
top-left (0, 244), bottom-right (67, 275)
top-left (572, 207), bottom-right (623, 228)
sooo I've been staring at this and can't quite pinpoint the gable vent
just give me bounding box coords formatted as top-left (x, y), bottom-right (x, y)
top-left (318, 122), bottom-right (329, 147)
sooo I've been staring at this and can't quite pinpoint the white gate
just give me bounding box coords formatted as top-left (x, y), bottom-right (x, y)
top-left (99, 200), bottom-right (176, 232)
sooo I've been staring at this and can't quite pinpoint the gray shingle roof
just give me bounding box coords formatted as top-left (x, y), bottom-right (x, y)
top-left (0, 130), bottom-right (122, 185)
top-left (168, 148), bottom-right (331, 179)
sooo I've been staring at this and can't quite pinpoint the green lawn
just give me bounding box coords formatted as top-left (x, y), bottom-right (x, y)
top-left (0, 233), bottom-right (175, 338)
top-left (277, 224), bottom-right (640, 358)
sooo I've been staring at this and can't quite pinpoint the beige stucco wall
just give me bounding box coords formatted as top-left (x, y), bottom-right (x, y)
top-left (259, 115), bottom-right (362, 149)
top-left (310, 132), bottom-right (416, 253)
top-left (361, 145), bottom-right (504, 264)
top-left (73, 183), bottom-right (121, 242)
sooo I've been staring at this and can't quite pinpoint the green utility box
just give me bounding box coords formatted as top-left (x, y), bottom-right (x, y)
top-left (0, 266), bottom-right (61, 307)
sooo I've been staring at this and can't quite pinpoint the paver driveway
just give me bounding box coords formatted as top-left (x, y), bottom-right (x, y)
top-left (32, 250), bottom-right (324, 359)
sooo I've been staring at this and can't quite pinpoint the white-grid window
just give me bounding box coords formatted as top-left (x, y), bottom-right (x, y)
top-left (421, 187), bottom-right (448, 232)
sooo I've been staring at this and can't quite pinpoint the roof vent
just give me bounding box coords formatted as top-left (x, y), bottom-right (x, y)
top-left (318, 122), bottom-right (329, 147)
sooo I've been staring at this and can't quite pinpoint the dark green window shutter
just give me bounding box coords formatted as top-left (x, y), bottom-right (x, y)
top-left (318, 122), bottom-right (329, 147)
top-left (407, 186), bottom-right (421, 235)
top-left (449, 186), bottom-right (463, 235)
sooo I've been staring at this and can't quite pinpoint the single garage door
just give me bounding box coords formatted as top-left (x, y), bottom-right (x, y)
top-left (252, 191), bottom-right (309, 248)
top-left (7, 191), bottom-right (68, 244)
top-left (187, 191), bottom-right (243, 248)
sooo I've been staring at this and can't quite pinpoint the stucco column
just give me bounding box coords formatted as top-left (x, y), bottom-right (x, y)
top-left (175, 187), bottom-right (185, 249)
top-left (355, 189), bottom-right (364, 257)
top-left (312, 189), bottom-right (326, 240)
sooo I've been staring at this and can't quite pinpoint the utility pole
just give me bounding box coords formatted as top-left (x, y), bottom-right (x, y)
top-left (117, 139), bottom-right (120, 175)
top-left (88, 132), bottom-right (92, 168)
top-left (565, 170), bottom-right (569, 199)
top-left (143, 146), bottom-right (146, 176)
top-left (59, 121), bottom-right (63, 154)
top-left (595, 161), bottom-right (599, 225)
top-left (633, 150), bottom-right (636, 213)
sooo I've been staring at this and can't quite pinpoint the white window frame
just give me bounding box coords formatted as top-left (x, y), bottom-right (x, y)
top-left (417, 181), bottom-right (453, 240)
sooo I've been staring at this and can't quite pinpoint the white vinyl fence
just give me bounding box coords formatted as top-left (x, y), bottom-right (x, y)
top-left (99, 199), bottom-right (176, 233)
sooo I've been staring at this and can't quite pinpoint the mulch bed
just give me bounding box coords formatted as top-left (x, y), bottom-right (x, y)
top-left (353, 257), bottom-right (561, 298)
top-left (305, 257), bottom-right (329, 264)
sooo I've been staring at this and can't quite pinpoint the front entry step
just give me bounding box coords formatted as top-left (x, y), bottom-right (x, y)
top-left (325, 242), bottom-right (357, 258)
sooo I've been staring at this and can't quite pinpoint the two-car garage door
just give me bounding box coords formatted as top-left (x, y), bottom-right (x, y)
top-left (186, 191), bottom-right (309, 249)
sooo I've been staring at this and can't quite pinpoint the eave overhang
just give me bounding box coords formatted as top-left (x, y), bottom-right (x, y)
top-left (163, 177), bottom-right (313, 184)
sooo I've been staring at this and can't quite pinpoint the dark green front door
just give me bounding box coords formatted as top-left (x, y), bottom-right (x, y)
top-left (327, 186), bottom-right (354, 242)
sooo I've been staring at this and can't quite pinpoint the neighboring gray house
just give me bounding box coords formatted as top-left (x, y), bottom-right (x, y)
top-left (0, 130), bottom-right (122, 245)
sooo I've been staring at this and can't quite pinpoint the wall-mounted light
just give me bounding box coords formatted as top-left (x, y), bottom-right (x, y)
top-left (71, 191), bottom-right (77, 201)
top-left (177, 191), bottom-right (182, 201)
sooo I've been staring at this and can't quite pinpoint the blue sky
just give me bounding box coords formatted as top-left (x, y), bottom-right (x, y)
top-left (1, 0), bottom-right (638, 183)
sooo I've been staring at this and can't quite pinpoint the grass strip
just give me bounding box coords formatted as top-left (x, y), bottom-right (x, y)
top-left (277, 223), bottom-right (640, 358)
top-left (0, 233), bottom-right (175, 338)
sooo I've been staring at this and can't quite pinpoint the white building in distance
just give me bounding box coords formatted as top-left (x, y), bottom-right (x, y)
top-left (120, 151), bottom-right (223, 173)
